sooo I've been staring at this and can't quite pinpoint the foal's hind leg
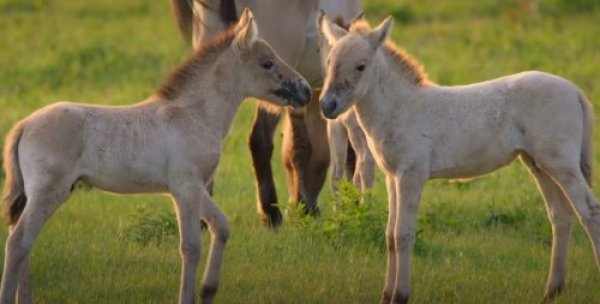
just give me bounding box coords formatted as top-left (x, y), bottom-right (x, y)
top-left (327, 119), bottom-right (349, 199)
top-left (0, 184), bottom-right (71, 304)
top-left (198, 191), bottom-right (229, 303)
top-left (541, 163), bottom-right (600, 272)
top-left (521, 155), bottom-right (573, 300)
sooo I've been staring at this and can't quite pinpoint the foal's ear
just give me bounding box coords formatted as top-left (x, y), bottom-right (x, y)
top-left (232, 8), bottom-right (258, 54)
top-left (350, 11), bottom-right (365, 24)
top-left (318, 12), bottom-right (348, 45)
top-left (366, 16), bottom-right (393, 49)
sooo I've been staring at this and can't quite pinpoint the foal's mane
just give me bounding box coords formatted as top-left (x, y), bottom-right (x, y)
top-left (352, 20), bottom-right (431, 86)
top-left (157, 28), bottom-right (236, 100)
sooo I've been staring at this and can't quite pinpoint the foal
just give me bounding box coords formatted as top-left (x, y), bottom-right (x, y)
top-left (171, 0), bottom-right (364, 224)
top-left (1, 9), bottom-right (310, 304)
top-left (319, 15), bottom-right (599, 303)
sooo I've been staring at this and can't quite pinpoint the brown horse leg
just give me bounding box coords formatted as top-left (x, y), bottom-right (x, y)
top-left (282, 109), bottom-right (311, 211)
top-left (249, 106), bottom-right (282, 227)
top-left (301, 94), bottom-right (330, 215)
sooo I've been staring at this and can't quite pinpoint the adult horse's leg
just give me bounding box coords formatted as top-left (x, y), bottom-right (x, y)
top-left (198, 190), bottom-right (229, 303)
top-left (521, 155), bottom-right (573, 301)
top-left (0, 183), bottom-right (70, 304)
top-left (171, 185), bottom-right (202, 304)
top-left (282, 109), bottom-right (311, 210)
top-left (248, 106), bottom-right (282, 227)
top-left (299, 93), bottom-right (330, 214)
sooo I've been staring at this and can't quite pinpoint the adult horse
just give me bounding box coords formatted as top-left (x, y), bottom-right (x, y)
top-left (170, 0), bottom-right (363, 226)
top-left (319, 14), bottom-right (599, 303)
top-left (0, 10), bottom-right (310, 304)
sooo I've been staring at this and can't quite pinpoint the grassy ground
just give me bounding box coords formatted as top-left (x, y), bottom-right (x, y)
top-left (1, 0), bottom-right (599, 302)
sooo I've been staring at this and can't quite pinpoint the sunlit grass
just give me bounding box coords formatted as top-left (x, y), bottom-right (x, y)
top-left (0, 0), bottom-right (599, 302)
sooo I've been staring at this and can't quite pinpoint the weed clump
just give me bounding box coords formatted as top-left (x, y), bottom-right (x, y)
top-left (121, 206), bottom-right (178, 246)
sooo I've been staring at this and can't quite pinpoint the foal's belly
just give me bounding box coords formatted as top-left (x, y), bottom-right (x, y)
top-left (429, 144), bottom-right (519, 179)
top-left (81, 166), bottom-right (169, 194)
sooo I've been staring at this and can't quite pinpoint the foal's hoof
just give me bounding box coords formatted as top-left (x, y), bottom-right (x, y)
top-left (392, 293), bottom-right (409, 304)
top-left (541, 283), bottom-right (564, 303)
top-left (380, 292), bottom-right (393, 304)
top-left (201, 285), bottom-right (218, 304)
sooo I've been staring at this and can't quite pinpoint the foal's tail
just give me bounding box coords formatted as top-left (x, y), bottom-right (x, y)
top-left (2, 122), bottom-right (27, 226)
top-left (579, 91), bottom-right (595, 187)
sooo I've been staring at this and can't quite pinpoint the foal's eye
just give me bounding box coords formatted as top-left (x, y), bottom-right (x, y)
top-left (261, 59), bottom-right (274, 70)
top-left (356, 64), bottom-right (366, 72)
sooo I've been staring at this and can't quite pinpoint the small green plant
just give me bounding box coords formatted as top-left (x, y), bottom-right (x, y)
top-left (483, 204), bottom-right (527, 228)
top-left (121, 206), bottom-right (178, 246)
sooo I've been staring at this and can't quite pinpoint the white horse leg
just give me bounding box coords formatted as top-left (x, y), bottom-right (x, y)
top-left (381, 175), bottom-right (397, 304)
top-left (16, 254), bottom-right (32, 304)
top-left (198, 190), bottom-right (229, 304)
top-left (542, 165), bottom-right (600, 271)
top-left (327, 119), bottom-right (349, 200)
top-left (4, 225), bottom-right (33, 304)
top-left (0, 187), bottom-right (69, 304)
top-left (345, 114), bottom-right (375, 195)
top-left (392, 169), bottom-right (426, 304)
top-left (171, 188), bottom-right (202, 304)
top-left (521, 156), bottom-right (573, 300)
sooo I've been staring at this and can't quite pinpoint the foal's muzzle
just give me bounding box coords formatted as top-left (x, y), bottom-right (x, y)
top-left (319, 93), bottom-right (340, 119)
top-left (272, 79), bottom-right (312, 108)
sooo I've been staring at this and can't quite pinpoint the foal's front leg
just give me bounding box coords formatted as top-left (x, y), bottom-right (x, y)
top-left (382, 175), bottom-right (398, 304)
top-left (171, 187), bottom-right (203, 304)
top-left (391, 168), bottom-right (427, 304)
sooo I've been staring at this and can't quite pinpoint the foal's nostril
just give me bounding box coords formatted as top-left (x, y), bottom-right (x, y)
top-left (320, 98), bottom-right (337, 118)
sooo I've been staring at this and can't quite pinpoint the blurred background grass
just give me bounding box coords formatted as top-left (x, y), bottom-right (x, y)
top-left (0, 0), bottom-right (599, 302)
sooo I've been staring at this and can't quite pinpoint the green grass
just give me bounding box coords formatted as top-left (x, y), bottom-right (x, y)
top-left (1, 0), bottom-right (600, 302)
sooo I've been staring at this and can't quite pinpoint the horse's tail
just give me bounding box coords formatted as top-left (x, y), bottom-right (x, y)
top-left (578, 90), bottom-right (594, 187)
top-left (170, 0), bottom-right (194, 43)
top-left (170, 0), bottom-right (239, 43)
top-left (3, 122), bottom-right (27, 226)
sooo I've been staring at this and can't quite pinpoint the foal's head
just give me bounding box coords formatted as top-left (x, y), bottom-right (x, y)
top-left (317, 14), bottom-right (393, 119)
top-left (231, 9), bottom-right (311, 108)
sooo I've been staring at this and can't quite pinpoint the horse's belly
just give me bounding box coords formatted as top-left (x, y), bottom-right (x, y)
top-left (81, 169), bottom-right (168, 194)
top-left (429, 147), bottom-right (518, 179)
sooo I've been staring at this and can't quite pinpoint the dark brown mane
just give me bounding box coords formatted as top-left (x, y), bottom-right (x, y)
top-left (157, 28), bottom-right (236, 100)
top-left (351, 20), bottom-right (430, 86)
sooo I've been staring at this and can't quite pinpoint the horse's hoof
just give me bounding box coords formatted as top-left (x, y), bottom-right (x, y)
top-left (262, 208), bottom-right (283, 228)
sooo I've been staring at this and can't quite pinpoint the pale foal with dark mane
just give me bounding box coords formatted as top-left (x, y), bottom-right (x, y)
top-left (171, 0), bottom-right (366, 225)
top-left (0, 9), bottom-right (310, 304)
top-left (318, 15), bottom-right (598, 304)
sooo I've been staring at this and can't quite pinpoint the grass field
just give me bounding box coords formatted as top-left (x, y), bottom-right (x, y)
top-left (1, 0), bottom-right (599, 303)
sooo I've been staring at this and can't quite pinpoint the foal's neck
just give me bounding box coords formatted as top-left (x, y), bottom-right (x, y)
top-left (353, 52), bottom-right (423, 136)
top-left (166, 56), bottom-right (245, 139)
